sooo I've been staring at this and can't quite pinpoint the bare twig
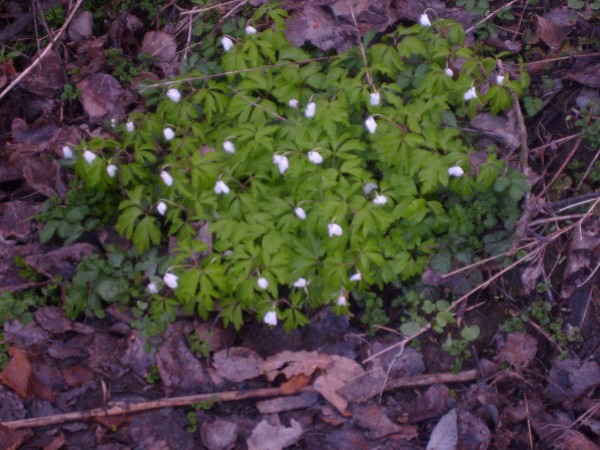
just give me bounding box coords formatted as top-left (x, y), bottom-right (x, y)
top-left (0, 0), bottom-right (84, 102)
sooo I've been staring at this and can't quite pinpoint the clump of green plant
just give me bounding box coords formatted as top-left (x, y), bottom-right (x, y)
top-left (504, 300), bottom-right (581, 348)
top-left (45, 9), bottom-right (529, 332)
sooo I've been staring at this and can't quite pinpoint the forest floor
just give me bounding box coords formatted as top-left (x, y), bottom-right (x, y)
top-left (0, 0), bottom-right (599, 449)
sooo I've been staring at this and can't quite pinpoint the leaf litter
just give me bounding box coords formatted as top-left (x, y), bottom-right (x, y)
top-left (1, 0), bottom-right (600, 448)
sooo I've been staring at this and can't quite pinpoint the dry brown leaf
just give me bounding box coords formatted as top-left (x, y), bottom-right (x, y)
top-left (535, 14), bottom-right (572, 50)
top-left (313, 355), bottom-right (365, 415)
top-left (352, 403), bottom-right (417, 440)
top-left (77, 73), bottom-right (130, 122)
top-left (256, 392), bottom-right (318, 414)
top-left (495, 333), bottom-right (538, 368)
top-left (565, 62), bottom-right (600, 88)
top-left (0, 347), bottom-right (32, 398)
top-left (60, 366), bottom-right (95, 387)
top-left (201, 420), bottom-right (239, 450)
top-left (21, 156), bottom-right (58, 198)
top-left (0, 423), bottom-right (31, 450)
top-left (281, 373), bottom-right (311, 394)
top-left (24, 243), bottom-right (97, 280)
top-left (470, 111), bottom-right (520, 153)
top-left (546, 359), bottom-right (600, 403)
top-left (20, 50), bottom-right (66, 97)
top-left (68, 11), bottom-right (94, 42)
top-left (261, 350), bottom-right (334, 382)
top-left (212, 347), bottom-right (264, 382)
top-left (247, 419), bottom-right (303, 450)
top-left (140, 31), bottom-right (179, 77)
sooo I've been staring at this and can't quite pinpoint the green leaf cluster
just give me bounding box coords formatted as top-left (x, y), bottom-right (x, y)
top-left (48, 12), bottom-right (529, 331)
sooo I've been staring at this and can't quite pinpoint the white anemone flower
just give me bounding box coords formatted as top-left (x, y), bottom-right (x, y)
top-left (221, 36), bottom-right (234, 52)
top-left (328, 223), bottom-right (343, 237)
top-left (307, 151), bottom-right (323, 165)
top-left (157, 201), bottom-right (167, 216)
top-left (163, 272), bottom-right (178, 289)
top-left (263, 310), bottom-right (278, 326)
top-left (288, 99), bottom-right (299, 109)
top-left (273, 154), bottom-right (289, 174)
top-left (363, 182), bottom-right (378, 195)
top-left (83, 150), bottom-right (97, 164)
top-left (444, 67), bottom-right (454, 77)
top-left (294, 207), bottom-right (306, 220)
top-left (214, 180), bottom-right (230, 194)
top-left (369, 91), bottom-right (380, 106)
top-left (293, 278), bottom-right (308, 288)
top-left (419, 13), bottom-right (432, 26)
top-left (62, 145), bottom-right (74, 159)
top-left (106, 164), bottom-right (117, 178)
top-left (373, 194), bottom-right (388, 205)
top-left (245, 25), bottom-right (257, 35)
top-left (350, 272), bottom-right (362, 282)
top-left (163, 127), bottom-right (175, 141)
top-left (160, 170), bottom-right (174, 186)
top-left (166, 88), bottom-right (181, 102)
top-left (463, 87), bottom-right (478, 101)
top-left (448, 165), bottom-right (465, 177)
top-left (337, 294), bottom-right (347, 306)
top-left (305, 102), bottom-right (316, 118)
top-left (257, 277), bottom-right (269, 290)
top-left (365, 116), bottom-right (377, 134)
top-left (126, 121), bottom-right (135, 132)
top-left (496, 75), bottom-right (505, 85)
top-left (223, 141), bottom-right (236, 154)
top-left (147, 282), bottom-right (159, 294)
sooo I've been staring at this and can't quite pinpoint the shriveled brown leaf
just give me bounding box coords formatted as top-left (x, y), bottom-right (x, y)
top-left (409, 384), bottom-right (454, 423)
top-left (77, 73), bottom-right (133, 122)
top-left (262, 350), bottom-right (334, 382)
top-left (0, 201), bottom-right (43, 242)
top-left (247, 419), bottom-right (303, 450)
top-left (11, 117), bottom-right (57, 145)
top-left (0, 423), bottom-right (31, 450)
top-left (20, 50), bottom-right (66, 97)
top-left (565, 62), bottom-right (600, 88)
top-left (256, 392), bottom-right (318, 414)
top-left (118, 330), bottom-right (156, 378)
top-left (520, 264), bottom-right (542, 295)
top-left (60, 366), bottom-right (94, 387)
top-left (352, 403), bottom-right (417, 440)
top-left (68, 11), bottom-right (94, 42)
top-left (470, 110), bottom-right (520, 153)
top-left (336, 366), bottom-right (385, 403)
top-left (212, 347), bottom-right (264, 382)
top-left (140, 31), bottom-right (179, 77)
top-left (24, 243), bottom-right (97, 280)
top-left (426, 408), bottom-right (458, 450)
top-left (201, 420), bottom-right (239, 450)
top-left (0, 347), bottom-right (31, 397)
top-left (21, 156), bottom-right (58, 197)
top-left (457, 409), bottom-right (492, 450)
top-left (156, 329), bottom-right (209, 394)
top-left (546, 359), bottom-right (600, 403)
top-left (281, 373), bottom-right (311, 394)
top-left (535, 13), bottom-right (573, 50)
top-left (495, 333), bottom-right (538, 368)
top-left (313, 355), bottom-right (365, 415)
top-left (369, 343), bottom-right (425, 377)
top-left (0, 385), bottom-right (26, 421)
top-left (554, 429), bottom-right (599, 450)
top-left (3, 320), bottom-right (49, 348)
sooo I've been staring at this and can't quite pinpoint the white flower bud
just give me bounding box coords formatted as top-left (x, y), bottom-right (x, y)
top-left (288, 99), bottom-right (299, 108)
top-left (214, 180), bottom-right (230, 194)
top-left (305, 102), bottom-right (316, 118)
top-left (126, 121), bottom-right (135, 132)
top-left (106, 164), bottom-right (117, 178)
top-left (328, 223), bottom-right (343, 237)
top-left (223, 141), bottom-right (236, 154)
top-left (166, 88), bottom-right (181, 102)
top-left (350, 272), bottom-right (362, 282)
top-left (337, 294), bottom-right (347, 306)
top-left (273, 154), bottom-right (289, 174)
top-left (257, 277), bottom-right (269, 290)
top-left (444, 67), bottom-right (454, 77)
top-left (163, 127), bottom-right (175, 141)
top-left (463, 87), bottom-right (477, 101)
top-left (157, 201), bottom-right (167, 216)
top-left (245, 25), bottom-right (257, 35)
top-left (307, 151), bottom-right (323, 165)
top-left (448, 165), bottom-right (465, 177)
top-left (363, 182), bottom-right (378, 195)
top-left (221, 36), bottom-right (234, 52)
top-left (62, 145), bottom-right (74, 159)
top-left (294, 207), bottom-right (306, 220)
top-left (147, 282), bottom-right (158, 294)
top-left (369, 91), bottom-right (380, 106)
top-left (419, 13), bottom-right (432, 26)
top-left (83, 150), bottom-right (97, 164)
top-left (263, 310), bottom-right (277, 326)
top-left (163, 273), bottom-right (178, 289)
top-left (293, 278), bottom-right (308, 288)
top-left (373, 194), bottom-right (387, 205)
top-left (365, 116), bottom-right (377, 134)
top-left (161, 170), bottom-right (174, 186)
top-left (496, 75), bottom-right (505, 85)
